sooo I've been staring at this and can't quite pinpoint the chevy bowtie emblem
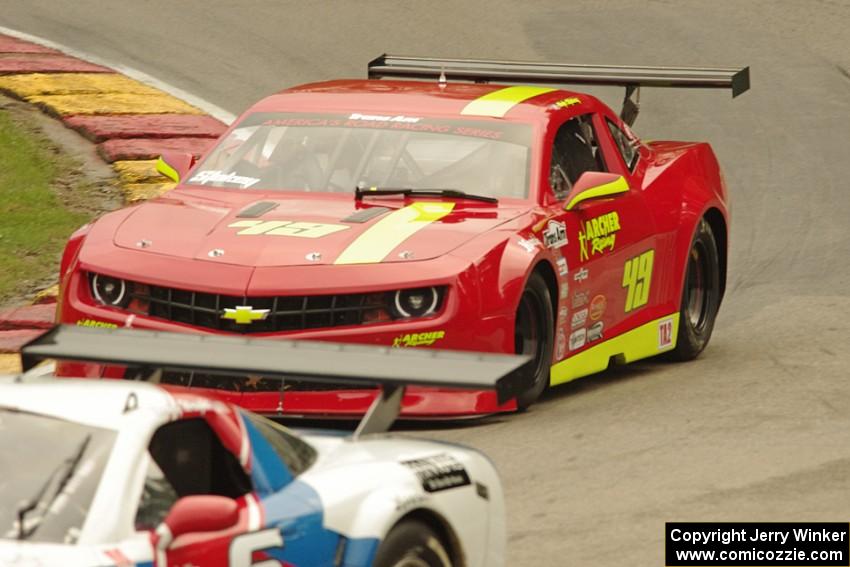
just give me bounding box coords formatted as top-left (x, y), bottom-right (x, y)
top-left (222, 305), bottom-right (270, 325)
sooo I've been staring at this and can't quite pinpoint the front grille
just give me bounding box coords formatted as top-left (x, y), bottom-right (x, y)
top-left (160, 371), bottom-right (366, 392)
top-left (128, 283), bottom-right (390, 333)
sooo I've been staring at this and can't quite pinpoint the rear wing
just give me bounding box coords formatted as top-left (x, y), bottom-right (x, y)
top-left (21, 325), bottom-right (532, 436)
top-left (368, 54), bottom-right (750, 125)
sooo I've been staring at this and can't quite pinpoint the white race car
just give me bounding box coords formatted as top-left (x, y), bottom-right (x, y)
top-left (1, 326), bottom-right (529, 567)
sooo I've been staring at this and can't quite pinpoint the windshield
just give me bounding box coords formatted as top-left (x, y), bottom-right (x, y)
top-left (0, 409), bottom-right (116, 543)
top-left (187, 112), bottom-right (532, 198)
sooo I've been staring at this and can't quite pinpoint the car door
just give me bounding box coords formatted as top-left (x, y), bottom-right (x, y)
top-left (542, 112), bottom-right (657, 359)
top-left (134, 415), bottom-right (287, 567)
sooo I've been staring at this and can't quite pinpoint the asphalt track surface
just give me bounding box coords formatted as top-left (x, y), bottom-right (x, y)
top-left (3, 2), bottom-right (850, 564)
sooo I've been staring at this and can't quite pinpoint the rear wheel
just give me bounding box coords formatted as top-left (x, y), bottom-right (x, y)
top-left (514, 272), bottom-right (554, 410)
top-left (373, 520), bottom-right (453, 567)
top-left (670, 218), bottom-right (721, 360)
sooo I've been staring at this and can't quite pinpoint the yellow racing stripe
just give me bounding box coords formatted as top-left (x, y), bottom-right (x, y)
top-left (550, 313), bottom-right (680, 386)
top-left (461, 86), bottom-right (556, 118)
top-left (334, 202), bottom-right (455, 265)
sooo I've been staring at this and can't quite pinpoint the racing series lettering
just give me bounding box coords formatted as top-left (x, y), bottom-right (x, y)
top-left (229, 220), bottom-right (349, 238)
top-left (578, 212), bottom-right (621, 261)
top-left (622, 249), bottom-right (654, 312)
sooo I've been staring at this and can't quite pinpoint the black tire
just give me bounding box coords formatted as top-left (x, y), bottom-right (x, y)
top-left (372, 519), bottom-right (453, 567)
top-left (669, 218), bottom-right (721, 361)
top-left (514, 271), bottom-right (555, 410)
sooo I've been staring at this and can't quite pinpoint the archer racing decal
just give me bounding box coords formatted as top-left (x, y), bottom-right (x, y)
top-left (569, 328), bottom-right (587, 351)
top-left (229, 220), bottom-right (349, 238)
top-left (571, 308), bottom-right (588, 330)
top-left (542, 220), bottom-right (567, 249)
top-left (578, 211), bottom-right (621, 261)
top-left (658, 317), bottom-right (674, 349)
top-left (588, 321), bottom-right (604, 342)
top-left (572, 290), bottom-right (590, 308)
top-left (553, 96), bottom-right (581, 109)
top-left (189, 170), bottom-right (261, 188)
top-left (401, 454), bottom-right (472, 493)
top-left (393, 330), bottom-right (445, 348)
top-left (573, 267), bottom-right (589, 282)
top-left (228, 528), bottom-right (284, 567)
top-left (623, 249), bottom-right (655, 312)
top-left (76, 318), bottom-right (118, 329)
top-left (590, 295), bottom-right (607, 321)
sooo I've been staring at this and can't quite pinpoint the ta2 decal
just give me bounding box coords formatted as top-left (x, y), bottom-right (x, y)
top-left (658, 317), bottom-right (674, 349)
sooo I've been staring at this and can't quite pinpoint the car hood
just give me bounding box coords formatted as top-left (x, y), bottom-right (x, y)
top-left (112, 189), bottom-right (528, 267)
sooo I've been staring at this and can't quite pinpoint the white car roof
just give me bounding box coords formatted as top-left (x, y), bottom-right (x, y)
top-left (0, 376), bottom-right (177, 430)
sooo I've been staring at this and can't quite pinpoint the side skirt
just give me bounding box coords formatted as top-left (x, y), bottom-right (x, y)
top-left (549, 313), bottom-right (680, 386)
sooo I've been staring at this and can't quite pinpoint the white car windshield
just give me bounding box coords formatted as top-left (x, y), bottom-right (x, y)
top-left (0, 410), bottom-right (116, 543)
top-left (187, 112), bottom-right (532, 198)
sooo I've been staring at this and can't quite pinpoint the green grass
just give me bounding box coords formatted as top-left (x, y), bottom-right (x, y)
top-left (0, 108), bottom-right (93, 304)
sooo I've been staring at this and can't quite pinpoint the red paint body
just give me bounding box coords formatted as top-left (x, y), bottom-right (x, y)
top-left (57, 80), bottom-right (730, 417)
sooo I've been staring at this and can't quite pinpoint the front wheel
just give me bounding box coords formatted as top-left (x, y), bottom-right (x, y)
top-left (514, 272), bottom-right (554, 410)
top-left (372, 520), bottom-right (453, 567)
top-left (670, 218), bottom-right (721, 360)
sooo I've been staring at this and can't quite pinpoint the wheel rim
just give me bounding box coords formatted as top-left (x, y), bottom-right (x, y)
top-left (685, 242), bottom-right (711, 331)
top-left (515, 291), bottom-right (546, 386)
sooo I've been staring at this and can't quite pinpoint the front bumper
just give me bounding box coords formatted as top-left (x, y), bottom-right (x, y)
top-left (59, 269), bottom-right (518, 417)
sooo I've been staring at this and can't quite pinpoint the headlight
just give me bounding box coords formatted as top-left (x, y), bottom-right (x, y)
top-left (91, 274), bottom-right (130, 308)
top-left (392, 287), bottom-right (441, 318)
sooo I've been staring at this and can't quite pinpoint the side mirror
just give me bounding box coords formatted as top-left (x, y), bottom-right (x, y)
top-left (564, 172), bottom-right (629, 211)
top-left (156, 151), bottom-right (197, 183)
top-left (155, 495), bottom-right (239, 551)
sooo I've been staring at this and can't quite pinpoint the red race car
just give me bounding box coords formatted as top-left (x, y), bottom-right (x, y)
top-left (57, 56), bottom-right (749, 417)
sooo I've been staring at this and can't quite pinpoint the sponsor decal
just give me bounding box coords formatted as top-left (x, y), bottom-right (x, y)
top-left (76, 318), bottom-right (118, 329)
top-left (572, 290), bottom-right (590, 308)
top-left (623, 249), bottom-right (655, 312)
top-left (558, 307), bottom-right (568, 327)
top-left (556, 256), bottom-right (568, 276)
top-left (401, 454), bottom-right (472, 493)
top-left (517, 237), bottom-right (542, 253)
top-left (221, 306), bottom-right (270, 325)
top-left (571, 308), bottom-right (588, 330)
top-left (189, 170), bottom-right (261, 189)
top-left (590, 295), bottom-right (607, 321)
top-left (542, 220), bottom-right (568, 249)
top-left (349, 112), bottom-right (421, 123)
top-left (556, 329), bottom-right (567, 359)
top-left (393, 330), bottom-right (446, 348)
top-left (578, 211), bottom-right (621, 261)
top-left (569, 328), bottom-right (587, 351)
top-left (573, 267), bottom-right (589, 282)
top-left (553, 96), bottom-right (581, 109)
top-left (228, 219), bottom-right (349, 238)
top-left (588, 321), bottom-right (604, 342)
top-left (560, 283), bottom-right (569, 299)
top-left (658, 317), bottom-right (674, 349)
